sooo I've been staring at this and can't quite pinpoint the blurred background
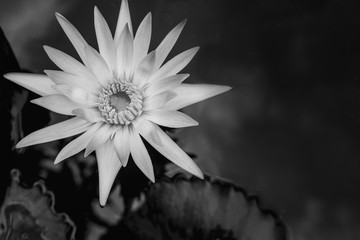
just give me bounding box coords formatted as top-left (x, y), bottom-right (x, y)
top-left (1, 0), bottom-right (360, 239)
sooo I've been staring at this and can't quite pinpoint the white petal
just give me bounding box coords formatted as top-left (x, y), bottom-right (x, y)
top-left (133, 12), bottom-right (152, 70)
top-left (114, 0), bottom-right (133, 44)
top-left (96, 141), bottom-right (122, 206)
top-left (132, 51), bottom-right (155, 87)
top-left (43, 46), bottom-right (98, 85)
top-left (135, 119), bottom-right (203, 179)
top-left (55, 13), bottom-right (89, 66)
top-left (116, 24), bottom-right (133, 78)
top-left (154, 20), bottom-right (186, 69)
top-left (54, 122), bottom-right (102, 164)
top-left (133, 117), bottom-right (162, 146)
top-left (143, 73), bottom-right (189, 97)
top-left (129, 127), bottom-right (155, 182)
top-left (150, 47), bottom-right (199, 82)
top-left (44, 70), bottom-right (98, 94)
top-left (113, 127), bottom-right (130, 167)
top-left (72, 108), bottom-right (105, 123)
top-left (16, 117), bottom-right (91, 148)
top-left (4, 73), bottom-right (56, 96)
top-left (85, 124), bottom-right (113, 157)
top-left (94, 7), bottom-right (117, 72)
top-left (143, 91), bottom-right (177, 111)
top-left (164, 83), bottom-right (232, 110)
top-left (53, 84), bottom-right (97, 106)
top-left (84, 45), bottom-right (113, 87)
top-left (31, 94), bottom-right (86, 115)
top-left (144, 110), bottom-right (198, 128)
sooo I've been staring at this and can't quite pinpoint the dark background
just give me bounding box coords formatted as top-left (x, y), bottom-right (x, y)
top-left (1, 0), bottom-right (360, 239)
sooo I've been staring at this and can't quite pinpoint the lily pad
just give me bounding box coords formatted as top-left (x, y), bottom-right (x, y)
top-left (0, 169), bottom-right (76, 240)
top-left (122, 174), bottom-right (288, 240)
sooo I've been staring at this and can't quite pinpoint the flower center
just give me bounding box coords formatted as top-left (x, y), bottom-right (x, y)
top-left (98, 80), bottom-right (143, 125)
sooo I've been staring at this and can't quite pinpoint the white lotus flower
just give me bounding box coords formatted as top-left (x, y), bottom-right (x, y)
top-left (4, 0), bottom-right (231, 206)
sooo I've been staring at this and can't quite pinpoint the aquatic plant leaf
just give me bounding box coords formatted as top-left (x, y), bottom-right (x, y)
top-left (0, 169), bottom-right (76, 240)
top-left (0, 27), bottom-right (24, 153)
top-left (122, 174), bottom-right (289, 240)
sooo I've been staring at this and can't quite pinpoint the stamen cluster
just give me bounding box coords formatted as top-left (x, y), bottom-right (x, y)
top-left (98, 80), bottom-right (143, 125)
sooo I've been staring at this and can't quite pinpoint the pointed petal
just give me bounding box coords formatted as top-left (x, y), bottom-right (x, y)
top-left (132, 51), bottom-right (155, 86)
top-left (94, 7), bottom-right (117, 71)
top-left (129, 127), bottom-right (155, 182)
top-left (44, 70), bottom-right (98, 93)
top-left (154, 20), bottom-right (186, 69)
top-left (116, 24), bottom-right (133, 78)
top-left (72, 108), bottom-right (105, 123)
top-left (113, 127), bottom-right (130, 167)
top-left (143, 73), bottom-right (189, 97)
top-left (164, 83), bottom-right (232, 110)
top-left (55, 13), bottom-right (89, 66)
top-left (31, 94), bottom-right (86, 115)
top-left (114, 0), bottom-right (133, 44)
top-left (53, 84), bottom-right (98, 106)
top-left (144, 110), bottom-right (198, 128)
top-left (84, 45), bottom-right (113, 87)
top-left (4, 73), bottom-right (56, 96)
top-left (133, 12), bottom-right (152, 69)
top-left (143, 90), bottom-right (177, 111)
top-left (96, 141), bottom-right (122, 206)
top-left (150, 47), bottom-right (199, 82)
top-left (85, 124), bottom-right (113, 157)
top-left (16, 117), bottom-right (91, 148)
top-left (43, 46), bottom-right (98, 85)
top-left (54, 122), bottom-right (102, 164)
top-left (133, 117), bottom-right (162, 146)
top-left (136, 119), bottom-right (203, 178)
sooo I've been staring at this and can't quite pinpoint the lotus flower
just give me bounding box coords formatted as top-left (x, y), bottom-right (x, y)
top-left (4, 0), bottom-right (231, 205)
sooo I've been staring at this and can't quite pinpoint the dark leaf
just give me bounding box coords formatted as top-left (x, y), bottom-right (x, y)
top-left (122, 174), bottom-right (289, 240)
top-left (0, 27), bottom-right (24, 199)
top-left (0, 169), bottom-right (76, 240)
